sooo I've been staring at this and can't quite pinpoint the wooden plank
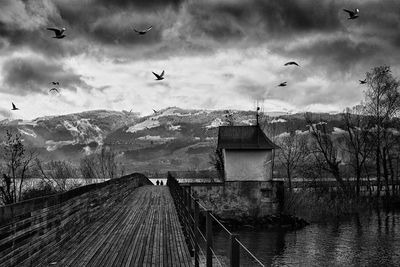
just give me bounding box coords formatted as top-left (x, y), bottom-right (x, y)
top-left (120, 196), bottom-right (148, 266)
top-left (107, 191), bottom-right (145, 266)
top-left (123, 190), bottom-right (152, 267)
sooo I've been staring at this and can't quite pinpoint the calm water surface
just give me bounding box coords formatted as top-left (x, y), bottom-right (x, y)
top-left (213, 209), bottom-right (400, 266)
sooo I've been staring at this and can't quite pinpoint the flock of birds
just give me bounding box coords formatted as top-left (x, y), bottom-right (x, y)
top-left (10, 25), bottom-right (161, 112)
top-left (277, 8), bottom-right (365, 88)
top-left (9, 7), bottom-right (365, 111)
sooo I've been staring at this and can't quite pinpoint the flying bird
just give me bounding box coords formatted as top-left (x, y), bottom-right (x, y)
top-left (11, 103), bottom-right (19, 110)
top-left (49, 88), bottom-right (59, 93)
top-left (50, 81), bottom-right (60, 86)
top-left (359, 79), bottom-right (367, 84)
top-left (153, 109), bottom-right (158, 114)
top-left (134, 26), bottom-right (152, 35)
top-left (343, 8), bottom-right (359, 19)
top-left (278, 82), bottom-right (287, 87)
top-left (284, 61), bottom-right (300, 67)
top-left (47, 27), bottom-right (66, 38)
top-left (152, 70), bottom-right (165, 80)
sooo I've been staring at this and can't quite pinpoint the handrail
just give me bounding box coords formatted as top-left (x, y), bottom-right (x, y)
top-left (167, 172), bottom-right (265, 267)
top-left (235, 238), bottom-right (265, 266)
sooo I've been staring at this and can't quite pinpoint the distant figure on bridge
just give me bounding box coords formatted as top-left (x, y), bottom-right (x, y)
top-left (156, 180), bottom-right (160, 185)
top-left (160, 181), bottom-right (164, 186)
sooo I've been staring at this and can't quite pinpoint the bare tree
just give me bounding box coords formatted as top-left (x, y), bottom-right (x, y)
top-left (80, 156), bottom-right (99, 179)
top-left (364, 66), bottom-right (400, 197)
top-left (0, 131), bottom-right (36, 204)
top-left (276, 129), bottom-right (308, 191)
top-left (98, 147), bottom-right (118, 178)
top-left (36, 159), bottom-right (80, 192)
top-left (341, 106), bottom-right (374, 197)
top-left (79, 146), bottom-right (118, 179)
top-left (209, 149), bottom-right (225, 181)
top-left (224, 110), bottom-right (235, 126)
top-left (305, 114), bottom-right (348, 192)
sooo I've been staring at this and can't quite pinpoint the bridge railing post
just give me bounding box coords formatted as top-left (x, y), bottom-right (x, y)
top-left (184, 186), bottom-right (193, 254)
top-left (194, 199), bottom-right (200, 267)
top-left (229, 233), bottom-right (240, 267)
top-left (206, 210), bottom-right (213, 267)
top-left (187, 187), bottom-right (194, 255)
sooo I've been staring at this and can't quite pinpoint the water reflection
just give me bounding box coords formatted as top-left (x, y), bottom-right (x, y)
top-left (213, 209), bottom-right (400, 266)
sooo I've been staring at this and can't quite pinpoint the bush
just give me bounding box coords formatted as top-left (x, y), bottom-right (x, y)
top-left (283, 189), bottom-right (370, 222)
top-left (21, 181), bottom-right (56, 201)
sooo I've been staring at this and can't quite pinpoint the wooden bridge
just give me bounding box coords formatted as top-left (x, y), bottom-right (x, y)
top-left (0, 173), bottom-right (264, 266)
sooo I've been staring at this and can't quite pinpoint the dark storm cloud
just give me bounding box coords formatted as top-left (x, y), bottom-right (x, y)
top-left (1, 0), bottom-right (400, 73)
top-left (0, 0), bottom-right (168, 60)
top-left (259, 0), bottom-right (341, 33)
top-left (183, 0), bottom-right (343, 42)
top-left (0, 24), bottom-right (91, 58)
top-left (95, 0), bottom-right (183, 10)
top-left (53, 1), bottom-right (169, 50)
top-left (353, 1), bottom-right (400, 49)
top-left (1, 57), bottom-right (89, 95)
top-left (280, 37), bottom-right (380, 73)
top-left (0, 0), bottom-right (90, 59)
top-left (88, 17), bottom-right (162, 46)
top-left (0, 0), bottom-right (344, 60)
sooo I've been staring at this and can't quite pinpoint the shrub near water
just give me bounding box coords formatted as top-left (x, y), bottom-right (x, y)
top-left (21, 181), bottom-right (57, 201)
top-left (283, 189), bottom-right (370, 222)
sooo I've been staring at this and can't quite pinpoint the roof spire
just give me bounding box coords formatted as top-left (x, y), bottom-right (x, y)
top-left (256, 106), bottom-right (260, 126)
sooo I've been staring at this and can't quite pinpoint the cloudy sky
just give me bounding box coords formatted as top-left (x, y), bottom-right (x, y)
top-left (0, 0), bottom-right (399, 120)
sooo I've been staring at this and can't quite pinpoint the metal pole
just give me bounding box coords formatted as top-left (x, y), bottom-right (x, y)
top-left (230, 234), bottom-right (240, 267)
top-left (194, 199), bottom-right (200, 267)
top-left (206, 210), bottom-right (213, 267)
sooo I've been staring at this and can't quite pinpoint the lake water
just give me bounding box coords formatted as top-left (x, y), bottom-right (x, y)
top-left (212, 209), bottom-right (400, 266)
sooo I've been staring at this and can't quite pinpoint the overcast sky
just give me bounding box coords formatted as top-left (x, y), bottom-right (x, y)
top-left (0, 0), bottom-right (399, 120)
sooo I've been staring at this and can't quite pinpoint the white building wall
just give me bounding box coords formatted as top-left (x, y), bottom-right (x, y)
top-left (223, 149), bottom-right (273, 181)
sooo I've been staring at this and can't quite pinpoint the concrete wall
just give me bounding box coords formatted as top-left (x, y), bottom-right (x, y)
top-left (223, 149), bottom-right (273, 181)
top-left (188, 181), bottom-right (284, 220)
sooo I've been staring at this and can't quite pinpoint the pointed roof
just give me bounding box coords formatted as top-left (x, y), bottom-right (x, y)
top-left (217, 125), bottom-right (279, 150)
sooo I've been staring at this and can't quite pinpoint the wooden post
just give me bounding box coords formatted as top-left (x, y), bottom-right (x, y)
top-left (230, 234), bottom-right (240, 267)
top-left (206, 210), bottom-right (213, 267)
top-left (185, 187), bottom-right (193, 254)
top-left (194, 199), bottom-right (200, 267)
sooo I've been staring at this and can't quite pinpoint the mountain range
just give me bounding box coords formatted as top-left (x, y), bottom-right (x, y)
top-left (0, 107), bottom-right (347, 173)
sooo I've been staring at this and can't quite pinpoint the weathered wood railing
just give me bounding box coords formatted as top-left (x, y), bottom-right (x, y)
top-left (167, 173), bottom-right (265, 267)
top-left (0, 173), bottom-right (152, 266)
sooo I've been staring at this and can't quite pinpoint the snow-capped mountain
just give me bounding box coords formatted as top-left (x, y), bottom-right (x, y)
top-left (0, 107), bottom-right (347, 173)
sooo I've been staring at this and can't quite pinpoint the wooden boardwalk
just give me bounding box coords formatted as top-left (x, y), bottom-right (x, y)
top-left (46, 185), bottom-right (192, 267)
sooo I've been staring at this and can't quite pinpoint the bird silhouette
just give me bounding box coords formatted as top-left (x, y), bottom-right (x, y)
top-left (134, 26), bottom-right (152, 35)
top-left (152, 70), bottom-right (165, 80)
top-left (278, 82), bottom-right (287, 87)
top-left (50, 81), bottom-right (60, 86)
top-left (49, 88), bottom-right (59, 93)
top-left (343, 9), bottom-right (359, 19)
top-left (359, 79), bottom-right (367, 84)
top-left (153, 109), bottom-right (158, 114)
top-left (11, 103), bottom-right (19, 110)
top-left (284, 61), bottom-right (300, 67)
top-left (47, 27), bottom-right (66, 38)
